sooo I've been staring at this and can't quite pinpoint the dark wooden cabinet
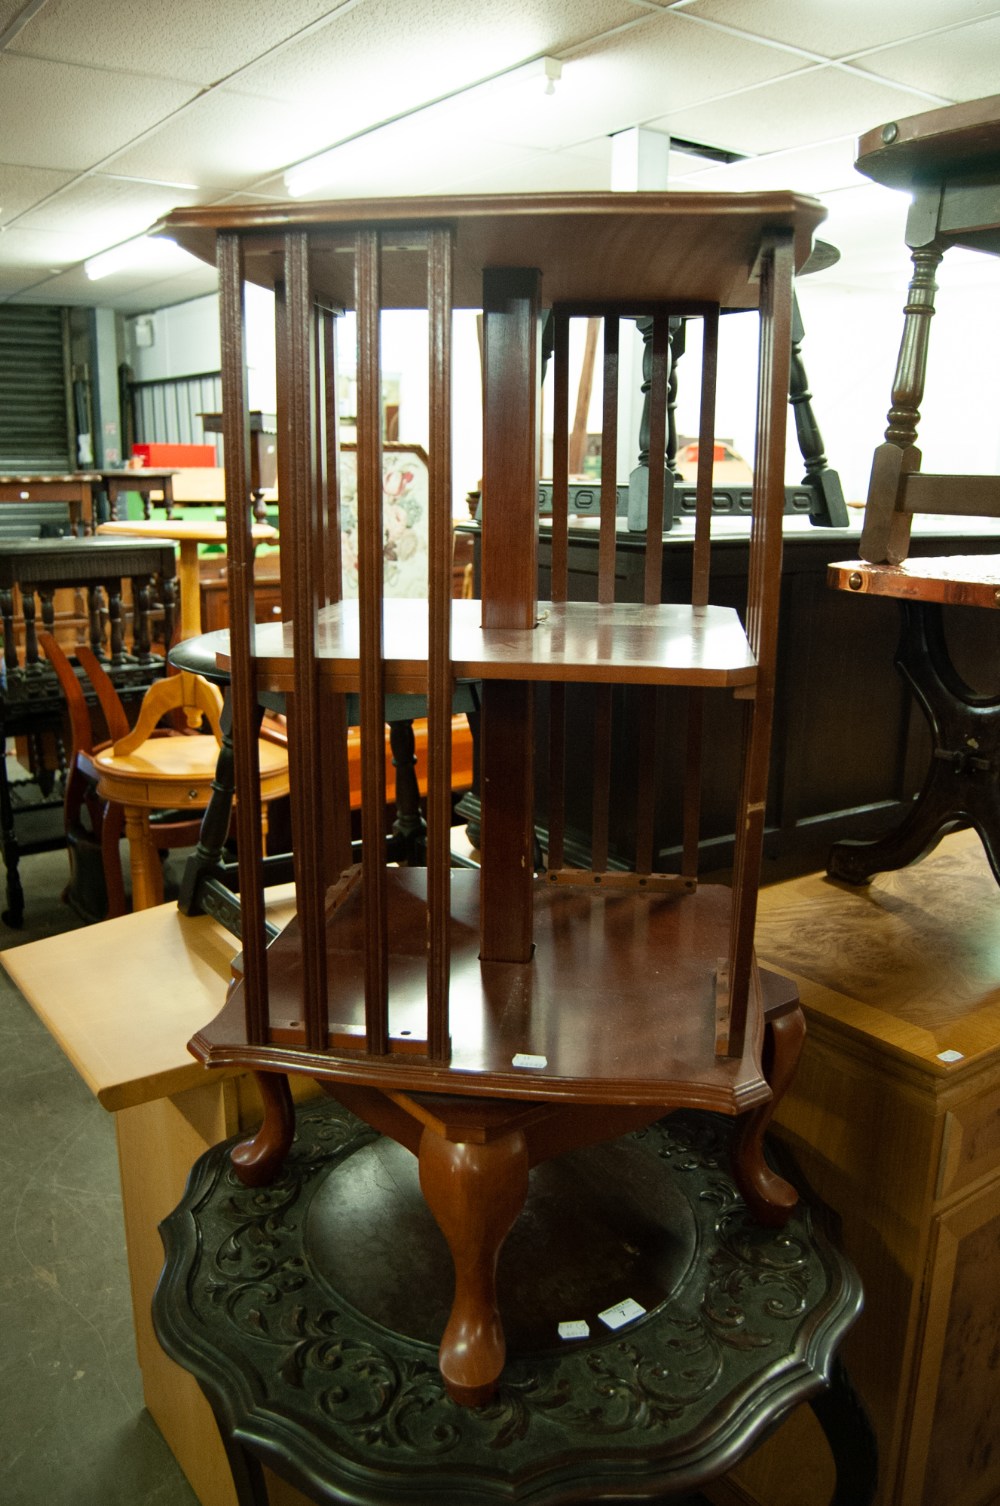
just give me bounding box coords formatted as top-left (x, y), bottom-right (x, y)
top-left (459, 519), bottom-right (1000, 878)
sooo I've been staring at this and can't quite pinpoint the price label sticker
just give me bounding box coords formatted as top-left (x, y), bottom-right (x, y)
top-left (598, 1297), bottom-right (646, 1330)
top-left (558, 1319), bottom-right (590, 1340)
top-left (512, 1053), bottom-right (547, 1069)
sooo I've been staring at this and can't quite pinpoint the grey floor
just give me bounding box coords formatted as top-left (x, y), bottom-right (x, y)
top-left (1, 844), bottom-right (199, 1506)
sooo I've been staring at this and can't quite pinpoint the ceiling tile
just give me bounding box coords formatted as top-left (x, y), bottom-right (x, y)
top-left (101, 90), bottom-right (344, 191)
top-left (18, 176), bottom-right (207, 249)
top-left (0, 222), bottom-right (113, 273)
top-left (226, 0), bottom-right (647, 121)
top-left (470, 10), bottom-right (807, 152)
top-left (0, 54), bottom-right (197, 172)
top-left (680, 0), bottom-right (1000, 61)
top-left (851, 16), bottom-right (1000, 100)
top-left (673, 137), bottom-right (860, 195)
top-left (650, 65), bottom-right (940, 156)
top-left (6, 0), bottom-right (345, 86)
top-left (16, 260), bottom-right (220, 313)
top-left (0, 164), bottom-right (78, 226)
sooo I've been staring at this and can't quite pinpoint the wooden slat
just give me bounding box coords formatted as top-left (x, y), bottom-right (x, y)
top-left (355, 228), bottom-right (390, 1053)
top-left (318, 307), bottom-right (353, 882)
top-left (283, 233), bottom-right (328, 1053)
top-left (426, 225), bottom-right (453, 1062)
top-left (901, 472), bottom-right (1000, 516)
top-left (550, 311), bottom-right (570, 605)
top-left (642, 315), bottom-right (670, 606)
top-left (218, 232), bottom-right (269, 1046)
top-left (724, 233), bottom-right (795, 1058)
top-left (591, 683), bottom-right (613, 872)
top-left (692, 307), bottom-right (719, 609)
top-left (479, 267), bottom-right (541, 963)
top-left (597, 316), bottom-right (619, 606)
top-left (480, 268), bottom-right (540, 630)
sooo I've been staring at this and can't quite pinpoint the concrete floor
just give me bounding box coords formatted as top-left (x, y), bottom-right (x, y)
top-left (0, 846), bottom-right (199, 1506)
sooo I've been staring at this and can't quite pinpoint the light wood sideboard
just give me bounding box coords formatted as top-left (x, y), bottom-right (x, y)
top-left (710, 827), bottom-right (1000, 1506)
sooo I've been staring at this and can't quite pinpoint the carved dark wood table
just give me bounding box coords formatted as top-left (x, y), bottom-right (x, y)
top-left (155, 1098), bottom-right (870, 1506)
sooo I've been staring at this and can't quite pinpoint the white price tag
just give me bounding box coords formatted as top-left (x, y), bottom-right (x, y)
top-left (512, 1053), bottom-right (547, 1069)
top-left (937, 1049), bottom-right (964, 1062)
top-left (558, 1319), bottom-right (590, 1340)
top-left (598, 1297), bottom-right (646, 1330)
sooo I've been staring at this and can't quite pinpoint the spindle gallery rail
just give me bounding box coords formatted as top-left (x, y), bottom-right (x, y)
top-left (163, 190), bottom-right (825, 1404)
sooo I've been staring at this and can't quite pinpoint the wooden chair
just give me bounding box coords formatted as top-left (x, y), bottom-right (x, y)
top-left (160, 190), bottom-right (833, 1425)
top-left (0, 533), bottom-right (176, 926)
top-left (826, 93), bottom-right (1000, 884)
top-left (39, 630), bottom-right (290, 913)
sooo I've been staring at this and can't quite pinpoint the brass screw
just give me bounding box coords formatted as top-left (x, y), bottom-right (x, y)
top-left (849, 571), bottom-right (863, 590)
top-left (882, 123), bottom-right (899, 144)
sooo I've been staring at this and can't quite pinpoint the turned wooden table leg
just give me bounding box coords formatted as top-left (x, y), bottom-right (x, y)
top-left (418, 1124), bottom-right (530, 1407)
top-left (122, 805), bottom-right (164, 910)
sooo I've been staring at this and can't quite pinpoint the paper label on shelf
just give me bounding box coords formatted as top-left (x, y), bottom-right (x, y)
top-left (558, 1319), bottom-right (590, 1340)
top-left (598, 1298), bottom-right (646, 1330)
top-left (937, 1049), bottom-right (964, 1062)
top-left (512, 1053), bottom-right (547, 1068)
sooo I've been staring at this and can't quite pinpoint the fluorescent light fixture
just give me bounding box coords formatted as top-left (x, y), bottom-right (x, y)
top-left (84, 234), bottom-right (199, 281)
top-left (285, 56), bottom-right (564, 198)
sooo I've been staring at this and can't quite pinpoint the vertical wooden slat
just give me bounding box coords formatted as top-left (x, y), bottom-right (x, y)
top-left (322, 310), bottom-right (343, 607)
top-left (282, 233), bottom-right (328, 1053)
top-left (692, 307), bottom-right (719, 609)
top-left (550, 311), bottom-right (570, 606)
top-left (641, 315), bottom-right (670, 606)
top-left (597, 316), bottom-right (619, 606)
top-left (218, 231), bottom-right (268, 1046)
top-left (319, 305), bottom-right (353, 882)
top-left (680, 687), bottom-right (704, 879)
top-left (635, 311), bottom-right (670, 875)
top-left (724, 233), bottom-right (795, 1058)
top-left (479, 267), bottom-right (540, 963)
top-left (426, 225), bottom-right (453, 1062)
top-left (355, 229), bottom-right (389, 1052)
top-left (547, 311), bottom-right (570, 872)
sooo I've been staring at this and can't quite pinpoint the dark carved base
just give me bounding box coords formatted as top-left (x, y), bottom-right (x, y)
top-left (155, 1101), bottom-right (869, 1506)
top-left (828, 599), bottom-right (1000, 886)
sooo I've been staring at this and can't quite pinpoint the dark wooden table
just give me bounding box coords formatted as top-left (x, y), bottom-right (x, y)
top-left (155, 1096), bottom-right (871, 1506)
top-left (456, 517), bottom-right (1000, 880)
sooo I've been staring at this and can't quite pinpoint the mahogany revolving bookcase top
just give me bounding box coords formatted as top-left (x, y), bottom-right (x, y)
top-left (161, 190), bottom-right (825, 1408)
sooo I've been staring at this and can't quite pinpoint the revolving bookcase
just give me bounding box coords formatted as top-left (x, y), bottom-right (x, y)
top-left (163, 190), bottom-right (825, 1407)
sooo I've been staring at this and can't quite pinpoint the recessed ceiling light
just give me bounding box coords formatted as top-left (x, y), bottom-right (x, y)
top-left (84, 233), bottom-right (199, 280)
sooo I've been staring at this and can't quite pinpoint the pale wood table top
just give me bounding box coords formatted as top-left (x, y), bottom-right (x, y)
top-left (756, 828), bottom-right (1000, 1074)
top-left (2, 887), bottom-right (296, 1112)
